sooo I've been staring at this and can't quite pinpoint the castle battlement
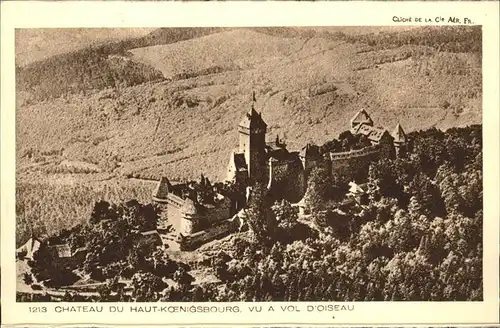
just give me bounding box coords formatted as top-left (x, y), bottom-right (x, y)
top-left (152, 102), bottom-right (407, 250)
top-left (329, 144), bottom-right (381, 161)
top-left (152, 192), bottom-right (184, 207)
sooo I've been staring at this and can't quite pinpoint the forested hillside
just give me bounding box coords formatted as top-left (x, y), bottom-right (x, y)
top-left (18, 125), bottom-right (483, 302)
top-left (16, 26), bottom-right (481, 103)
top-left (15, 26), bottom-right (483, 259)
top-left (17, 26), bottom-right (482, 183)
top-left (15, 28), bottom-right (154, 67)
top-left (16, 28), bottom-right (224, 102)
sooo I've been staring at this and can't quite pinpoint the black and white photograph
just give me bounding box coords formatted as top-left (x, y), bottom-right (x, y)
top-left (13, 25), bottom-right (484, 303)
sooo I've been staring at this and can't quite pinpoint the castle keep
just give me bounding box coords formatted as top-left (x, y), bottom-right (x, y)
top-left (226, 102), bottom-right (306, 202)
top-left (226, 105), bottom-right (407, 201)
top-left (153, 100), bottom-right (407, 249)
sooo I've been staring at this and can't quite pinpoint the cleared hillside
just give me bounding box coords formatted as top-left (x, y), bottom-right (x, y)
top-left (16, 27), bottom-right (482, 183)
top-left (129, 29), bottom-right (307, 78)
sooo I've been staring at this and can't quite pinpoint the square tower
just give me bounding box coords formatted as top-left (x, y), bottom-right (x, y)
top-left (238, 104), bottom-right (267, 184)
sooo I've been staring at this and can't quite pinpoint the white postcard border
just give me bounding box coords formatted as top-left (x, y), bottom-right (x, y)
top-left (1, 1), bottom-right (499, 326)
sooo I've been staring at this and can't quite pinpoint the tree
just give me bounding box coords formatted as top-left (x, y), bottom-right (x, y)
top-left (173, 266), bottom-right (195, 289)
top-left (304, 164), bottom-right (332, 212)
top-left (23, 272), bottom-right (34, 285)
top-left (368, 159), bottom-right (407, 203)
top-left (386, 210), bottom-right (420, 253)
top-left (338, 130), bottom-right (356, 151)
top-left (409, 172), bottom-right (445, 217)
top-left (131, 271), bottom-right (167, 301)
top-left (271, 199), bottom-right (299, 240)
top-left (90, 200), bottom-right (116, 224)
top-left (213, 251), bottom-right (232, 282)
top-left (245, 184), bottom-right (277, 245)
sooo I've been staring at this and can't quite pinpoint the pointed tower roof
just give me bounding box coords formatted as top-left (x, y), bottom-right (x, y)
top-left (392, 123), bottom-right (407, 143)
top-left (239, 94), bottom-right (267, 130)
top-left (239, 107), bottom-right (267, 130)
top-left (299, 143), bottom-right (320, 159)
top-left (350, 109), bottom-right (373, 127)
top-left (153, 177), bottom-right (172, 200)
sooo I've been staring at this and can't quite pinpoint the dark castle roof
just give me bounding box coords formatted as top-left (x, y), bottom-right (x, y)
top-left (355, 124), bottom-right (390, 143)
top-left (351, 109), bottom-right (374, 127)
top-left (153, 177), bottom-right (172, 199)
top-left (239, 107), bottom-right (267, 130)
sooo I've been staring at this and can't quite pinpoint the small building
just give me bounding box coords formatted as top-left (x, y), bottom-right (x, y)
top-left (47, 244), bottom-right (72, 269)
top-left (49, 244), bottom-right (72, 259)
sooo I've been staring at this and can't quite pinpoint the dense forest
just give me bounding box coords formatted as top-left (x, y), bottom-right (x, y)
top-left (16, 28), bottom-right (223, 102)
top-left (339, 26), bottom-right (482, 54)
top-left (18, 125), bottom-right (482, 302)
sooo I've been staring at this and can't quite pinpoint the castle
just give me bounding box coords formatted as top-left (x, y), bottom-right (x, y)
top-left (153, 99), bottom-right (407, 249)
top-left (226, 102), bottom-right (307, 202)
top-left (225, 105), bottom-right (407, 201)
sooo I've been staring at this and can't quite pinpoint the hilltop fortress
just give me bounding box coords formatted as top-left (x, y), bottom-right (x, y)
top-left (153, 99), bottom-right (407, 250)
top-left (225, 102), bottom-right (407, 201)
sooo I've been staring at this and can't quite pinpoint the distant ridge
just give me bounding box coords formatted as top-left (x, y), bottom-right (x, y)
top-left (16, 26), bottom-right (480, 103)
top-left (16, 28), bottom-right (225, 101)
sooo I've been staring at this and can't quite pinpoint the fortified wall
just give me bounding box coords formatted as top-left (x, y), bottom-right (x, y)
top-left (151, 106), bottom-right (407, 251)
top-left (327, 145), bottom-right (381, 183)
top-left (152, 176), bottom-right (233, 237)
top-left (178, 218), bottom-right (240, 251)
top-left (267, 157), bottom-right (305, 203)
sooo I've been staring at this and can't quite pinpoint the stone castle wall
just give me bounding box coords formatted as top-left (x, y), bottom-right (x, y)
top-left (268, 158), bottom-right (306, 203)
top-left (160, 194), bottom-right (185, 233)
top-left (329, 145), bottom-right (380, 161)
top-left (197, 198), bottom-right (232, 230)
top-left (158, 192), bottom-right (232, 235)
top-left (179, 219), bottom-right (239, 251)
top-left (328, 145), bottom-right (381, 183)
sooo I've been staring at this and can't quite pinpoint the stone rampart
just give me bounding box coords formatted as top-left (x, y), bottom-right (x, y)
top-left (268, 158), bottom-right (305, 203)
top-left (328, 145), bottom-right (381, 182)
top-left (329, 145), bottom-right (380, 161)
top-left (198, 198), bottom-right (232, 230)
top-left (179, 219), bottom-right (239, 251)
